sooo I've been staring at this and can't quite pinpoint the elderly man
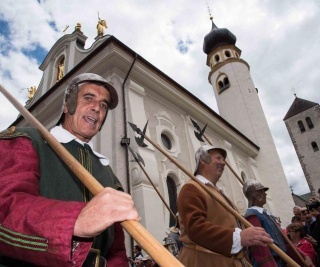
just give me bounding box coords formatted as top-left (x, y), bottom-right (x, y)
top-left (243, 179), bottom-right (314, 267)
top-left (0, 73), bottom-right (139, 266)
top-left (177, 144), bottom-right (274, 267)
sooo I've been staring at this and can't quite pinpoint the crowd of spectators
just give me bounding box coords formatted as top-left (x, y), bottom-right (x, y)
top-left (287, 191), bottom-right (320, 266)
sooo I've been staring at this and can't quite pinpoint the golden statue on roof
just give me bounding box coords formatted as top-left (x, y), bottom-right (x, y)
top-left (57, 60), bottom-right (64, 81)
top-left (75, 23), bottom-right (81, 31)
top-left (27, 86), bottom-right (37, 100)
top-left (97, 12), bottom-right (107, 36)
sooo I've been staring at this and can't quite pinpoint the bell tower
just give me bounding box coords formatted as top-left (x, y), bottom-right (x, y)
top-left (203, 19), bottom-right (260, 142)
top-left (203, 18), bottom-right (294, 221)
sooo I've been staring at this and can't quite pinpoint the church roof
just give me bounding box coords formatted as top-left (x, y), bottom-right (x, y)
top-left (203, 20), bottom-right (236, 54)
top-left (283, 96), bottom-right (318, 120)
top-left (12, 34), bottom-right (260, 152)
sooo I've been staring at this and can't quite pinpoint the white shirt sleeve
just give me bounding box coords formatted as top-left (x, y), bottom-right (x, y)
top-left (231, 228), bottom-right (243, 254)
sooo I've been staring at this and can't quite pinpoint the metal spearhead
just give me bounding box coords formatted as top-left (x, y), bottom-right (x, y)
top-left (128, 146), bottom-right (145, 166)
top-left (190, 118), bottom-right (207, 142)
top-left (128, 121), bottom-right (148, 147)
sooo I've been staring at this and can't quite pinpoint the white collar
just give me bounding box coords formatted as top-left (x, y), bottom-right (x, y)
top-left (248, 206), bottom-right (272, 215)
top-left (50, 125), bottom-right (110, 166)
top-left (195, 174), bottom-right (222, 191)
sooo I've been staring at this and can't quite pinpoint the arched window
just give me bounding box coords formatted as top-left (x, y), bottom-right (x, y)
top-left (311, 142), bottom-right (319, 152)
top-left (215, 54), bottom-right (220, 63)
top-left (166, 176), bottom-right (178, 227)
top-left (298, 120), bottom-right (306, 133)
top-left (306, 117), bottom-right (314, 129)
top-left (223, 77), bottom-right (230, 87)
top-left (217, 74), bottom-right (230, 94)
top-left (225, 50), bottom-right (231, 57)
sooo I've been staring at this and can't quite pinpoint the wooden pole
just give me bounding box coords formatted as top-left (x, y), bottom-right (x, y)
top-left (0, 84), bottom-right (184, 267)
top-left (140, 133), bottom-right (300, 267)
top-left (132, 154), bottom-right (177, 224)
top-left (203, 133), bottom-right (306, 264)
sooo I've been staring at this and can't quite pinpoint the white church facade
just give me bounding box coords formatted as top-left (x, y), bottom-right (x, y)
top-left (11, 20), bottom-right (295, 251)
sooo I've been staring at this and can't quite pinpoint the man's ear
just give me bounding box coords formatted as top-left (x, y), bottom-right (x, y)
top-left (199, 157), bottom-right (210, 167)
top-left (63, 105), bottom-right (68, 114)
top-left (200, 153), bottom-right (211, 164)
top-left (199, 158), bottom-right (206, 166)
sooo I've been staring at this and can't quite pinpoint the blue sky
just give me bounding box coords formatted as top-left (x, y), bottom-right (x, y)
top-left (0, 0), bottom-right (320, 195)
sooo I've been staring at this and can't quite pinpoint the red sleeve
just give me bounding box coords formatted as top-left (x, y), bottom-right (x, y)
top-left (105, 222), bottom-right (128, 266)
top-left (0, 137), bottom-right (92, 267)
top-left (246, 215), bottom-right (278, 267)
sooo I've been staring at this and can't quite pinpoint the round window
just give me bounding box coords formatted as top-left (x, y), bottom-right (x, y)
top-left (161, 133), bottom-right (172, 150)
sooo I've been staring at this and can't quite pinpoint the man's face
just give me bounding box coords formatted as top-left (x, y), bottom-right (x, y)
top-left (251, 189), bottom-right (267, 207)
top-left (201, 150), bottom-right (225, 183)
top-left (62, 83), bottom-right (110, 142)
top-left (293, 208), bottom-right (300, 216)
top-left (300, 209), bottom-right (312, 222)
top-left (310, 208), bottom-right (319, 217)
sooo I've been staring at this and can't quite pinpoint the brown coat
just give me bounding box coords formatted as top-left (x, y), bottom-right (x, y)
top-left (178, 180), bottom-right (250, 267)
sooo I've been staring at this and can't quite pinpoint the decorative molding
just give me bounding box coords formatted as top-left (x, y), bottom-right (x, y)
top-left (131, 166), bottom-right (142, 186)
top-left (155, 109), bottom-right (181, 157)
top-left (156, 109), bottom-right (172, 121)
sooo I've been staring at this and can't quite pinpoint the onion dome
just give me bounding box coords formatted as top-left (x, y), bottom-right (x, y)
top-left (203, 19), bottom-right (237, 54)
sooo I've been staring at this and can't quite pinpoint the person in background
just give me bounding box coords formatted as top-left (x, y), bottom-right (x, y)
top-left (133, 256), bottom-right (143, 267)
top-left (0, 73), bottom-right (139, 267)
top-left (287, 223), bottom-right (317, 265)
top-left (243, 179), bottom-right (314, 267)
top-left (309, 197), bottom-right (317, 204)
top-left (301, 207), bottom-right (319, 247)
top-left (303, 203), bottom-right (320, 265)
top-left (128, 244), bottom-right (144, 267)
top-left (163, 226), bottom-right (183, 257)
top-left (177, 145), bottom-right (274, 267)
top-left (293, 206), bottom-right (301, 216)
top-left (133, 245), bottom-right (143, 260)
top-left (291, 215), bottom-right (304, 226)
top-left (140, 255), bottom-right (154, 267)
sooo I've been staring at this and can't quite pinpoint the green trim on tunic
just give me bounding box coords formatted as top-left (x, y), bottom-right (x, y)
top-left (0, 225), bottom-right (48, 252)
